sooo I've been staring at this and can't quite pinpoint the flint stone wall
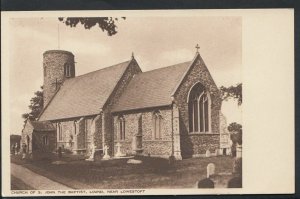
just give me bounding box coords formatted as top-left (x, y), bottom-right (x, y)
top-left (174, 56), bottom-right (222, 158)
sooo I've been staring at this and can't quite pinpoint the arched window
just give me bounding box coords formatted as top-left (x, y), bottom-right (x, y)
top-left (153, 111), bottom-right (162, 139)
top-left (64, 63), bottom-right (71, 77)
top-left (119, 116), bottom-right (125, 140)
top-left (57, 123), bottom-right (62, 141)
top-left (188, 83), bottom-right (210, 133)
top-left (43, 135), bottom-right (49, 146)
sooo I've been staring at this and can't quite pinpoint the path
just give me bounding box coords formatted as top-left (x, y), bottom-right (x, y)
top-left (11, 163), bottom-right (72, 190)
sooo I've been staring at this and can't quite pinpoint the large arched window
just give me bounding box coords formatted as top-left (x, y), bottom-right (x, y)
top-left (188, 83), bottom-right (211, 133)
top-left (119, 116), bottom-right (125, 140)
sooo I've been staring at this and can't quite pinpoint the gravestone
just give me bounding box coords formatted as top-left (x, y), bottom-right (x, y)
top-left (207, 163), bottom-right (215, 178)
top-left (197, 163), bottom-right (216, 188)
top-left (102, 145), bottom-right (110, 160)
top-left (115, 142), bottom-right (125, 157)
top-left (214, 148), bottom-right (218, 156)
top-left (205, 149), bottom-right (211, 157)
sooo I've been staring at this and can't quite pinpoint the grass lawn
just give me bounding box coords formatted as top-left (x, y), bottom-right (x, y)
top-left (11, 154), bottom-right (235, 189)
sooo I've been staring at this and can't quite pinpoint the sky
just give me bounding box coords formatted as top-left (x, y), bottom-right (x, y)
top-left (8, 16), bottom-right (242, 135)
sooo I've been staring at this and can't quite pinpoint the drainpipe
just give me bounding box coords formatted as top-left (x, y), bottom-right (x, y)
top-left (100, 109), bottom-right (105, 151)
top-left (171, 96), bottom-right (175, 157)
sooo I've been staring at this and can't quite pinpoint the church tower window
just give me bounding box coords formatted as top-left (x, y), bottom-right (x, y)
top-left (64, 63), bottom-right (71, 77)
top-left (119, 116), bottom-right (125, 140)
top-left (188, 83), bottom-right (211, 133)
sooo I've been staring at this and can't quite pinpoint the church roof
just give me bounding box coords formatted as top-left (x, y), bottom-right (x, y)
top-left (112, 61), bottom-right (192, 112)
top-left (30, 120), bottom-right (56, 131)
top-left (39, 60), bottom-right (132, 121)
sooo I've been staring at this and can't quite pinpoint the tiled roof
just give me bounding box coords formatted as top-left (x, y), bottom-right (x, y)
top-left (39, 60), bottom-right (132, 121)
top-left (112, 61), bottom-right (191, 112)
top-left (30, 121), bottom-right (55, 131)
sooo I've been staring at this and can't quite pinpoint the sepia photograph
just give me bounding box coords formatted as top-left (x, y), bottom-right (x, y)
top-left (1, 9), bottom-right (294, 196)
top-left (9, 15), bottom-right (242, 190)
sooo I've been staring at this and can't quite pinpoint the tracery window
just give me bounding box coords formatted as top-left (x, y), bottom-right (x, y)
top-left (188, 83), bottom-right (210, 133)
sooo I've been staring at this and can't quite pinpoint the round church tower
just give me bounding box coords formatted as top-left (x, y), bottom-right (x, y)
top-left (43, 50), bottom-right (75, 107)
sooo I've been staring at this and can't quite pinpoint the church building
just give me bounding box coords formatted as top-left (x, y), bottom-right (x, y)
top-left (22, 48), bottom-right (223, 160)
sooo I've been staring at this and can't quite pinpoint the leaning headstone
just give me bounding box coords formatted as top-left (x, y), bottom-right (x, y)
top-left (102, 145), bottom-right (110, 160)
top-left (205, 149), bottom-right (211, 157)
top-left (207, 163), bottom-right (215, 178)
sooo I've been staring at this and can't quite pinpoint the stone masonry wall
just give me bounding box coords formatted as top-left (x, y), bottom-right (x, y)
top-left (54, 116), bottom-right (99, 154)
top-left (55, 120), bottom-right (75, 150)
top-left (32, 131), bottom-right (56, 155)
top-left (113, 108), bottom-right (173, 157)
top-left (174, 55), bottom-right (222, 158)
top-left (103, 59), bottom-right (142, 156)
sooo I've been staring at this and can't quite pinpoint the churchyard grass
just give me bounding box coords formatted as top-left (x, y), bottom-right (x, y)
top-left (11, 155), bottom-right (234, 189)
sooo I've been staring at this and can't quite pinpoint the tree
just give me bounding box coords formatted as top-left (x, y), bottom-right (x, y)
top-left (58, 17), bottom-right (126, 36)
top-left (228, 122), bottom-right (242, 145)
top-left (22, 86), bottom-right (43, 121)
top-left (220, 83), bottom-right (242, 106)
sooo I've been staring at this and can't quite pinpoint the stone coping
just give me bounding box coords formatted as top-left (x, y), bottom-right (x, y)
top-left (43, 50), bottom-right (74, 56)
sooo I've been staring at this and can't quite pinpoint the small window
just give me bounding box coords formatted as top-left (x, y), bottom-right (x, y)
top-left (43, 136), bottom-right (49, 146)
top-left (64, 63), bottom-right (71, 77)
top-left (119, 116), bottom-right (125, 140)
top-left (57, 123), bottom-right (62, 141)
top-left (153, 111), bottom-right (162, 139)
